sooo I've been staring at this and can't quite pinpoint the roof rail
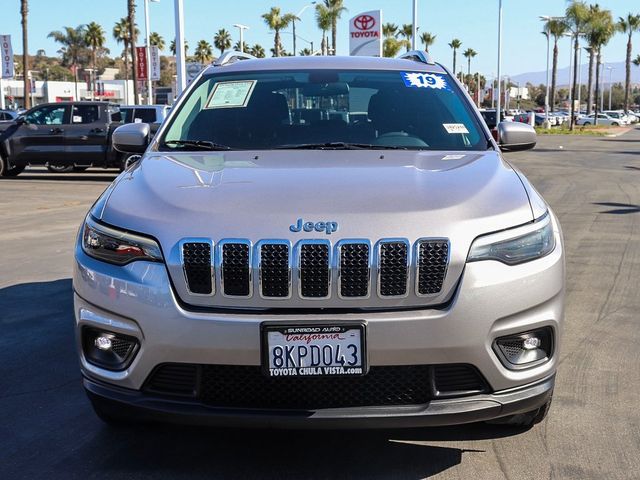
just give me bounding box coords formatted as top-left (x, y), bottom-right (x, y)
top-left (397, 50), bottom-right (435, 65)
top-left (214, 51), bottom-right (256, 66)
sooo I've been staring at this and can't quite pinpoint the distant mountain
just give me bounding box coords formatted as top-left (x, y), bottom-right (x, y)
top-left (509, 61), bottom-right (638, 87)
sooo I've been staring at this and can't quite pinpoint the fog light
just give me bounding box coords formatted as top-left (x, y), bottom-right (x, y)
top-left (82, 327), bottom-right (139, 371)
top-left (494, 328), bottom-right (553, 370)
top-left (94, 336), bottom-right (113, 351)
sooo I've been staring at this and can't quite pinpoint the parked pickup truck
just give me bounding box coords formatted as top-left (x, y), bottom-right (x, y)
top-left (0, 101), bottom-right (126, 176)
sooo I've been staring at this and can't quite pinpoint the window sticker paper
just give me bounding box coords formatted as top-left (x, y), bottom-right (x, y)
top-left (442, 123), bottom-right (469, 134)
top-left (206, 80), bottom-right (257, 109)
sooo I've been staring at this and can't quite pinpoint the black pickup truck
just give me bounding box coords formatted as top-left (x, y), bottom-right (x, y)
top-left (0, 101), bottom-right (126, 176)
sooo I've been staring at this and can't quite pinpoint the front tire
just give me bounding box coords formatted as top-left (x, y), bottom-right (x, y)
top-left (47, 164), bottom-right (74, 173)
top-left (612, 122), bottom-right (619, 127)
top-left (583, 122), bottom-right (591, 126)
top-left (0, 155), bottom-right (25, 177)
top-left (487, 392), bottom-right (553, 428)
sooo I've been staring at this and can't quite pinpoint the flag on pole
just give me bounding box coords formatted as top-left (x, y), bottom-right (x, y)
top-left (1, 35), bottom-right (15, 78)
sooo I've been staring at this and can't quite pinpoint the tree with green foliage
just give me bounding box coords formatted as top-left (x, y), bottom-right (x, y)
top-left (113, 18), bottom-right (138, 86)
top-left (194, 40), bottom-right (213, 64)
top-left (617, 14), bottom-right (640, 112)
top-left (399, 24), bottom-right (413, 52)
top-left (565, 1), bottom-right (590, 128)
top-left (544, 19), bottom-right (568, 112)
top-left (315, 3), bottom-right (332, 55)
top-left (448, 39), bottom-right (462, 77)
top-left (323, 0), bottom-right (347, 55)
top-left (463, 48), bottom-right (477, 77)
top-left (249, 44), bottom-right (266, 58)
top-left (213, 28), bottom-right (232, 55)
top-left (588, 7), bottom-right (615, 122)
top-left (84, 21), bottom-right (106, 93)
top-left (48, 25), bottom-right (87, 97)
top-left (262, 7), bottom-right (296, 57)
top-left (420, 32), bottom-right (436, 53)
top-left (169, 39), bottom-right (188, 56)
top-left (150, 32), bottom-right (165, 51)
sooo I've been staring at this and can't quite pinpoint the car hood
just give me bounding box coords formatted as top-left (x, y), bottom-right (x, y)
top-left (95, 150), bottom-right (539, 308)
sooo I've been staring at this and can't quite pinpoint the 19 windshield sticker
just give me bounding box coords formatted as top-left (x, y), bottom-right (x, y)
top-left (401, 72), bottom-right (451, 91)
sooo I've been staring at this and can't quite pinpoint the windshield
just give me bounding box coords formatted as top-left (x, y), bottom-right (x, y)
top-left (160, 69), bottom-right (488, 151)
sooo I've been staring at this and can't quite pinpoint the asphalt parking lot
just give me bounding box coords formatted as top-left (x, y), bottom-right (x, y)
top-left (1, 130), bottom-right (639, 479)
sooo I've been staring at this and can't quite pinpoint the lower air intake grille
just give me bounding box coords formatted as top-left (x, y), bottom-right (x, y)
top-left (143, 363), bottom-right (489, 410)
top-left (260, 244), bottom-right (290, 298)
top-left (340, 243), bottom-right (370, 298)
top-left (300, 243), bottom-right (329, 298)
top-left (182, 242), bottom-right (213, 295)
top-left (222, 243), bottom-right (250, 296)
top-left (417, 240), bottom-right (449, 295)
top-left (379, 242), bottom-right (408, 296)
top-left (433, 364), bottom-right (487, 394)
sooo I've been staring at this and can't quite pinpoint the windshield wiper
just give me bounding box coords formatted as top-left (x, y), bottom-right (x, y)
top-left (162, 140), bottom-right (231, 151)
top-left (274, 142), bottom-right (410, 150)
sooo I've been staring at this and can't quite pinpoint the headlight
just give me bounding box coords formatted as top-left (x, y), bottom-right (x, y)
top-left (81, 216), bottom-right (163, 265)
top-left (467, 213), bottom-right (555, 265)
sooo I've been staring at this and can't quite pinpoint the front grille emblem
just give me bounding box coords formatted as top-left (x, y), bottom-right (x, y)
top-left (289, 218), bottom-right (338, 235)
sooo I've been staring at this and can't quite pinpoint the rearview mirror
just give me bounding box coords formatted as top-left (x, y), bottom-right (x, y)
top-left (497, 122), bottom-right (536, 152)
top-left (112, 122), bottom-right (150, 154)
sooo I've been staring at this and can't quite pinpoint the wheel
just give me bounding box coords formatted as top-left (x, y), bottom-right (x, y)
top-left (583, 122), bottom-right (591, 126)
top-left (47, 164), bottom-right (74, 173)
top-left (612, 122), bottom-right (619, 127)
top-left (121, 154), bottom-right (142, 171)
top-left (487, 391), bottom-right (553, 428)
top-left (0, 154), bottom-right (25, 177)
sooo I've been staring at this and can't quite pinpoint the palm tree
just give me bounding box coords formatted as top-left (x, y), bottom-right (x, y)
top-left (233, 41), bottom-right (247, 53)
top-left (113, 18), bottom-right (138, 90)
top-left (213, 28), bottom-right (232, 55)
top-left (585, 4), bottom-right (604, 115)
top-left (420, 32), bottom-right (436, 53)
top-left (169, 39), bottom-right (188, 56)
top-left (315, 4), bottom-right (332, 55)
top-left (323, 0), bottom-right (347, 55)
top-left (634, 54), bottom-right (640, 67)
top-left (383, 37), bottom-right (403, 58)
top-left (150, 32), bottom-right (165, 51)
top-left (127, 0), bottom-right (138, 103)
top-left (194, 40), bottom-right (213, 64)
top-left (448, 39), bottom-right (462, 78)
top-left (399, 24), bottom-right (413, 52)
top-left (463, 48), bottom-right (477, 77)
top-left (262, 7), bottom-right (295, 57)
top-left (544, 19), bottom-right (568, 112)
top-left (588, 8), bottom-right (615, 122)
top-left (617, 14), bottom-right (640, 113)
top-left (20, 0), bottom-right (30, 109)
top-left (299, 47), bottom-right (313, 56)
top-left (382, 23), bottom-right (399, 38)
top-left (565, 1), bottom-right (590, 129)
top-left (249, 44), bottom-right (265, 58)
top-left (48, 26), bottom-right (87, 99)
top-left (84, 22), bottom-right (105, 94)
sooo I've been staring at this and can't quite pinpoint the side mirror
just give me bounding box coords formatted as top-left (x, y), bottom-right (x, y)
top-left (15, 116), bottom-right (26, 125)
top-left (497, 121), bottom-right (537, 152)
top-left (112, 122), bottom-right (150, 154)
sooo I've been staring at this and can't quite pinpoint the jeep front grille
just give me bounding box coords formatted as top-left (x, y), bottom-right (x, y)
top-left (178, 238), bottom-right (450, 305)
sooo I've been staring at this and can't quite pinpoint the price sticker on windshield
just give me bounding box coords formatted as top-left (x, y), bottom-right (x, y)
top-left (401, 72), bottom-right (451, 91)
top-left (206, 80), bottom-right (257, 109)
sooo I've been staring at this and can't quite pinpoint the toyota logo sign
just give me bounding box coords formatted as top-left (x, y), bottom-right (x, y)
top-left (354, 15), bottom-right (375, 31)
top-left (349, 10), bottom-right (382, 56)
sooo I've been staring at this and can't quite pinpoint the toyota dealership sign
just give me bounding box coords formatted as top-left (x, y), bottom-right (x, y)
top-left (349, 10), bottom-right (382, 57)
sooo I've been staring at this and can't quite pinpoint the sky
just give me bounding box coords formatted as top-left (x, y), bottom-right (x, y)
top-left (0, 0), bottom-right (635, 78)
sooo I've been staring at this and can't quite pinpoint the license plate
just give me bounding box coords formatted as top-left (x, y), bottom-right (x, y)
top-left (262, 324), bottom-right (366, 377)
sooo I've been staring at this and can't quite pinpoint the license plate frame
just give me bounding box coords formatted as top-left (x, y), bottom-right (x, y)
top-left (260, 322), bottom-right (368, 378)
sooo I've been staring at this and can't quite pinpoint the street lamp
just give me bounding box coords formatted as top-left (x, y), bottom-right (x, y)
top-left (144, 0), bottom-right (160, 105)
top-left (606, 66), bottom-right (614, 110)
top-left (282, 31), bottom-right (315, 55)
top-left (233, 24), bottom-right (250, 53)
top-left (174, 0), bottom-right (187, 96)
top-left (496, 0), bottom-right (503, 127)
top-left (292, 2), bottom-right (316, 56)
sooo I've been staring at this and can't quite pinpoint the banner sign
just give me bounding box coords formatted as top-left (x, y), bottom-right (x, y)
top-left (349, 11), bottom-right (382, 57)
top-left (149, 45), bottom-right (160, 81)
top-left (135, 46), bottom-right (148, 80)
top-left (1, 35), bottom-right (14, 78)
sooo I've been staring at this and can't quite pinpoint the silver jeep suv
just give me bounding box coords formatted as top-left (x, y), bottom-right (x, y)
top-left (74, 52), bottom-right (564, 429)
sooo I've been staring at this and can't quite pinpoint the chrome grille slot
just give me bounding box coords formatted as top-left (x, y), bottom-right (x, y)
top-left (222, 242), bottom-right (251, 296)
top-left (378, 241), bottom-right (409, 297)
top-left (299, 243), bottom-right (330, 298)
top-left (260, 243), bottom-right (290, 298)
top-left (339, 243), bottom-right (370, 298)
top-left (417, 240), bottom-right (449, 295)
top-left (182, 242), bottom-right (213, 295)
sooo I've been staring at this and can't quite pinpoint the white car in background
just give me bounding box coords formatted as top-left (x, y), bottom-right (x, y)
top-left (576, 113), bottom-right (621, 126)
top-left (604, 111), bottom-right (630, 125)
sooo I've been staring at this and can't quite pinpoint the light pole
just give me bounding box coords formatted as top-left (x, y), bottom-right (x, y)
top-left (566, 33), bottom-right (573, 119)
top-left (599, 59), bottom-right (604, 114)
top-left (412, 0), bottom-right (418, 50)
top-left (496, 0), bottom-right (503, 127)
top-left (606, 66), bottom-right (614, 110)
top-left (174, 0), bottom-right (186, 96)
top-left (292, 2), bottom-right (316, 56)
top-left (282, 31), bottom-right (315, 55)
top-left (542, 29), bottom-right (551, 128)
top-left (233, 24), bottom-right (250, 53)
top-left (144, 0), bottom-right (160, 105)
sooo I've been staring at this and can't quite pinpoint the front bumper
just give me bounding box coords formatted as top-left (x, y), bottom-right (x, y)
top-left (84, 373), bottom-right (555, 429)
top-left (73, 213), bottom-right (564, 427)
